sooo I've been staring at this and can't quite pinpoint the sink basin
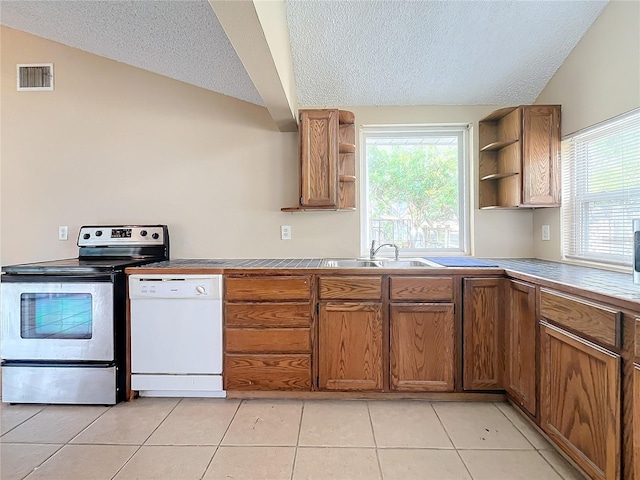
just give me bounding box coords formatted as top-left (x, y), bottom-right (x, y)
top-left (322, 258), bottom-right (444, 268)
top-left (322, 259), bottom-right (381, 268)
top-left (379, 258), bottom-right (443, 268)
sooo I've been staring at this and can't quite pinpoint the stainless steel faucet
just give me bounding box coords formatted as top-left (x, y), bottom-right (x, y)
top-left (370, 240), bottom-right (399, 260)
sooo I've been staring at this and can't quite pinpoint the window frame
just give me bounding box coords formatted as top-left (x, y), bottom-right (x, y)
top-left (359, 124), bottom-right (470, 257)
top-left (561, 108), bottom-right (640, 269)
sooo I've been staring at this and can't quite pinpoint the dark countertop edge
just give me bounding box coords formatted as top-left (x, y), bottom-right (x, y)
top-left (126, 267), bottom-right (226, 275)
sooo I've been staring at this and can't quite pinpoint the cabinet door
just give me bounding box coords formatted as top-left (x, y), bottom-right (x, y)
top-left (463, 278), bottom-right (504, 390)
top-left (505, 280), bottom-right (537, 415)
top-left (319, 302), bottom-right (383, 391)
top-left (540, 322), bottom-right (620, 480)
top-left (635, 364), bottom-right (640, 480)
top-left (299, 109), bottom-right (338, 207)
top-left (521, 105), bottom-right (560, 206)
top-left (390, 303), bottom-right (455, 392)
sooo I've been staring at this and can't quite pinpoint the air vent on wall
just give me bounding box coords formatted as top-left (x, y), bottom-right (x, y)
top-left (17, 63), bottom-right (54, 91)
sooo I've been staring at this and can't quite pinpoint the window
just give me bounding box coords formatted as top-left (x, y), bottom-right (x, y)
top-left (361, 125), bottom-right (469, 256)
top-left (20, 293), bottom-right (93, 339)
top-left (562, 109), bottom-right (640, 267)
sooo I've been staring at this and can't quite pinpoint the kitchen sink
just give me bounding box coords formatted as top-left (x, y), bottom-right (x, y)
top-left (322, 259), bottom-right (382, 268)
top-left (322, 258), bottom-right (444, 268)
top-left (379, 258), bottom-right (443, 268)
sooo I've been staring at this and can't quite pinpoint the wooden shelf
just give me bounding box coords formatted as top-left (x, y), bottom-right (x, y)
top-left (479, 205), bottom-right (521, 210)
top-left (281, 206), bottom-right (355, 212)
top-left (480, 139), bottom-right (518, 152)
top-left (481, 172), bottom-right (519, 181)
top-left (339, 143), bottom-right (356, 154)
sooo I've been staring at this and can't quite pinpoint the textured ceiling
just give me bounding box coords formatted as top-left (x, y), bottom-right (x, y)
top-left (1, 0), bottom-right (609, 108)
top-left (285, 0), bottom-right (609, 106)
top-left (0, 0), bottom-right (264, 105)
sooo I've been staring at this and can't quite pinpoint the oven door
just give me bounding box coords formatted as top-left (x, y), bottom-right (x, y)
top-left (1, 275), bottom-right (114, 362)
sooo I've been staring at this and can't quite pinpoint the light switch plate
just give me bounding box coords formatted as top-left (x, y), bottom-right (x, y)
top-left (542, 225), bottom-right (550, 241)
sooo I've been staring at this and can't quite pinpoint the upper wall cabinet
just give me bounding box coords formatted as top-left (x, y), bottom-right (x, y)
top-left (479, 105), bottom-right (561, 209)
top-left (282, 109), bottom-right (356, 212)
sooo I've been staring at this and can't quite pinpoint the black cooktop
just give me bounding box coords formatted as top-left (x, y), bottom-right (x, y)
top-left (2, 257), bottom-right (161, 275)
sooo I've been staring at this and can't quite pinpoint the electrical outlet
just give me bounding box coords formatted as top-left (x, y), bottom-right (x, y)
top-left (58, 225), bottom-right (68, 241)
top-left (542, 224), bottom-right (550, 241)
top-left (281, 225), bottom-right (292, 240)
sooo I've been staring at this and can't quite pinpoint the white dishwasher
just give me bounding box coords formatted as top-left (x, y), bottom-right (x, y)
top-left (129, 274), bottom-right (225, 398)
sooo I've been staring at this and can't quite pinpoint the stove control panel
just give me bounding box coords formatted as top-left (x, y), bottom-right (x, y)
top-left (78, 226), bottom-right (166, 247)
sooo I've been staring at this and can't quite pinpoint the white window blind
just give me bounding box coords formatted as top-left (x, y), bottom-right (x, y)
top-left (561, 109), bottom-right (640, 267)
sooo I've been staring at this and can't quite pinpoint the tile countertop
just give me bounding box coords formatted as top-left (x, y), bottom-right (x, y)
top-left (139, 258), bottom-right (324, 269)
top-left (489, 258), bottom-right (640, 308)
top-left (130, 257), bottom-right (640, 310)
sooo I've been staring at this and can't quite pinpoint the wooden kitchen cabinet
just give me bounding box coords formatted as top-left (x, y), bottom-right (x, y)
top-left (318, 275), bottom-right (458, 392)
top-left (635, 363), bottom-right (640, 480)
top-left (389, 275), bottom-right (455, 392)
top-left (479, 105), bottom-right (561, 209)
top-left (540, 322), bottom-right (621, 480)
top-left (635, 317), bottom-right (640, 480)
top-left (505, 279), bottom-right (537, 416)
top-left (224, 275), bottom-right (313, 391)
top-left (462, 278), bottom-right (504, 390)
top-left (282, 109), bottom-right (356, 211)
top-left (390, 303), bottom-right (455, 392)
top-left (318, 275), bottom-right (383, 391)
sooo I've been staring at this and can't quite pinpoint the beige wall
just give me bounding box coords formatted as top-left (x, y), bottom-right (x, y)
top-left (1, 27), bottom-right (534, 265)
top-left (533, 0), bottom-right (640, 261)
top-left (1, 26), bottom-right (308, 264)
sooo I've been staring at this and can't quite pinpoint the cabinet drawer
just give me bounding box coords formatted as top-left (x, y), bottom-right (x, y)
top-left (225, 303), bottom-right (310, 328)
top-left (224, 354), bottom-right (311, 390)
top-left (319, 276), bottom-right (382, 300)
top-left (225, 328), bottom-right (310, 353)
top-left (225, 276), bottom-right (310, 301)
top-left (390, 276), bottom-right (453, 301)
top-left (540, 289), bottom-right (621, 348)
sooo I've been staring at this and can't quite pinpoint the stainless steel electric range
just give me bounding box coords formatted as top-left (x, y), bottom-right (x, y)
top-left (1, 225), bottom-right (169, 405)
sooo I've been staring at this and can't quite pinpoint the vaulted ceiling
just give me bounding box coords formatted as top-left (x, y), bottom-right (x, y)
top-left (1, 0), bottom-right (609, 130)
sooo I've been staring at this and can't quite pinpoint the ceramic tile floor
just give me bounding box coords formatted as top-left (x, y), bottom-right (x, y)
top-left (0, 398), bottom-right (587, 480)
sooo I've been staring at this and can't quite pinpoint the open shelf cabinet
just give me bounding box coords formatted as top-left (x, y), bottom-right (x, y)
top-left (479, 105), bottom-right (561, 209)
top-left (282, 109), bottom-right (356, 212)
